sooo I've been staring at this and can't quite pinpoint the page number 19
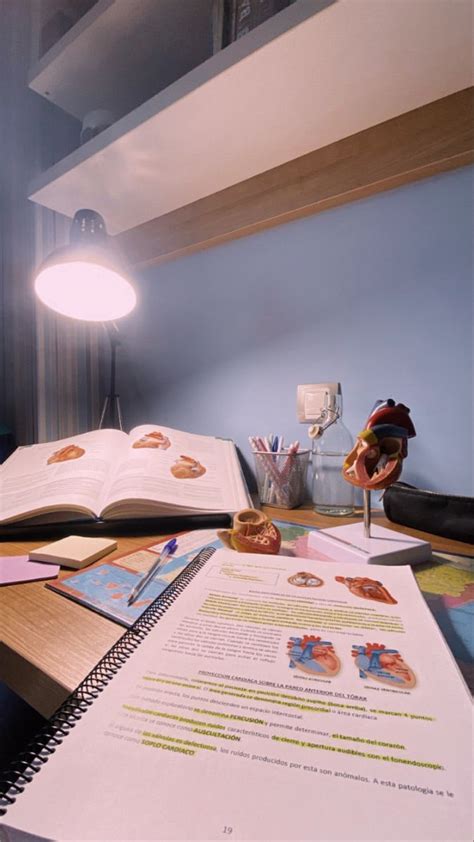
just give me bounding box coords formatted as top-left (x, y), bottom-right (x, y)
top-left (222, 827), bottom-right (233, 835)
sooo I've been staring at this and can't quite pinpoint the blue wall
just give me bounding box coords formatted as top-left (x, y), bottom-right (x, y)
top-left (118, 166), bottom-right (473, 497)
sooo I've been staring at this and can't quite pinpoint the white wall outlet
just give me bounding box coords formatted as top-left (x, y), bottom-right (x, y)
top-left (297, 383), bottom-right (339, 423)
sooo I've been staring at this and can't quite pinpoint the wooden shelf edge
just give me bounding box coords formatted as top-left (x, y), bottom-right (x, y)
top-left (116, 88), bottom-right (474, 270)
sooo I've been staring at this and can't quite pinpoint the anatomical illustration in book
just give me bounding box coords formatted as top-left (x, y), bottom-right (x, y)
top-left (47, 444), bottom-right (85, 464)
top-left (170, 455), bottom-right (207, 479)
top-left (352, 643), bottom-right (416, 689)
top-left (335, 575), bottom-right (397, 604)
top-left (287, 571), bottom-right (324, 588)
top-left (132, 431), bottom-right (171, 449)
top-left (287, 635), bottom-right (341, 677)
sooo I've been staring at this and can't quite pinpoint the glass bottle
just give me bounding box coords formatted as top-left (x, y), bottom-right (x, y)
top-left (311, 385), bottom-right (354, 516)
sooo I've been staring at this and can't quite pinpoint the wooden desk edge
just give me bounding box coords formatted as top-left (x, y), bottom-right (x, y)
top-left (0, 642), bottom-right (70, 719)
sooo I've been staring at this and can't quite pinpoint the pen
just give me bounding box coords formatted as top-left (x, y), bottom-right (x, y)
top-left (127, 538), bottom-right (178, 606)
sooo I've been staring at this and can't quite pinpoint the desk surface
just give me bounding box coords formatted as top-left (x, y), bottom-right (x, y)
top-left (1, 508), bottom-right (472, 718)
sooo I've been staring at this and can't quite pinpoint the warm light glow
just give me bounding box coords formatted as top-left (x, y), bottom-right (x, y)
top-left (34, 261), bottom-right (136, 321)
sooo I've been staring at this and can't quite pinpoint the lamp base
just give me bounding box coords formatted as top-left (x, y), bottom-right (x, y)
top-left (308, 522), bottom-right (431, 566)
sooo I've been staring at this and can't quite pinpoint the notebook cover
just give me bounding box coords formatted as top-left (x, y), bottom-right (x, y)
top-left (46, 530), bottom-right (224, 626)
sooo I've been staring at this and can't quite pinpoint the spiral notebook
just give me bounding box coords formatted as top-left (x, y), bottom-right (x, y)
top-left (1, 548), bottom-right (471, 841)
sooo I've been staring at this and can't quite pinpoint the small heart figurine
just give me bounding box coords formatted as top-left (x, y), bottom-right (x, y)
top-left (218, 508), bottom-right (282, 555)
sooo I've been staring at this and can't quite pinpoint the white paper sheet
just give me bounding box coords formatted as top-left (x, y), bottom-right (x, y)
top-left (3, 550), bottom-right (472, 841)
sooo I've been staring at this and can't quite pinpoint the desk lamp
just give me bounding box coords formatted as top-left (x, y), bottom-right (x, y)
top-left (33, 208), bottom-right (136, 430)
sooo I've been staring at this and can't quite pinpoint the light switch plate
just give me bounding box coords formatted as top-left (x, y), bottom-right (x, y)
top-left (297, 382), bottom-right (338, 423)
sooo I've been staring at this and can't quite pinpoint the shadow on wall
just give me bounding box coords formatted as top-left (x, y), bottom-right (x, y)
top-left (117, 167), bottom-right (473, 498)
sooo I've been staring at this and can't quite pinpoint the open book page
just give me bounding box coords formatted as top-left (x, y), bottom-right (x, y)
top-left (0, 430), bottom-right (127, 524)
top-left (100, 424), bottom-right (250, 517)
top-left (4, 551), bottom-right (471, 841)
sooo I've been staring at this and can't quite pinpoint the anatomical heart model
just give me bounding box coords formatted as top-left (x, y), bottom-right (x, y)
top-left (310, 398), bottom-right (427, 562)
top-left (342, 399), bottom-right (416, 491)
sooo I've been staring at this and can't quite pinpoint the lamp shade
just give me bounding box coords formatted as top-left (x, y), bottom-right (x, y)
top-left (34, 210), bottom-right (136, 321)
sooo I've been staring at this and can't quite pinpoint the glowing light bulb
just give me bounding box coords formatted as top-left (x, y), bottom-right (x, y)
top-left (34, 261), bottom-right (136, 321)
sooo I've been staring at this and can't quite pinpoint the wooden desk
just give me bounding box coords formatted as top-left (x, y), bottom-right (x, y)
top-left (1, 509), bottom-right (472, 718)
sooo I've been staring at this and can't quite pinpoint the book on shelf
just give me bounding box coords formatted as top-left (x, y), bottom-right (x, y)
top-left (0, 424), bottom-right (251, 529)
top-left (232, 0), bottom-right (294, 40)
top-left (212, 0), bottom-right (295, 51)
top-left (1, 548), bottom-right (471, 840)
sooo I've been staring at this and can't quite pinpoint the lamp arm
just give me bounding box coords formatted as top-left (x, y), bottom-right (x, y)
top-left (99, 322), bottom-right (123, 430)
top-left (103, 320), bottom-right (120, 349)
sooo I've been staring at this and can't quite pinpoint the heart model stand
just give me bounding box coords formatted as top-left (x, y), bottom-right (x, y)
top-left (308, 489), bottom-right (431, 565)
top-left (308, 399), bottom-right (432, 566)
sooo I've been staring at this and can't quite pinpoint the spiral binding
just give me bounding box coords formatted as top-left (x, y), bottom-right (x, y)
top-left (0, 545), bottom-right (216, 815)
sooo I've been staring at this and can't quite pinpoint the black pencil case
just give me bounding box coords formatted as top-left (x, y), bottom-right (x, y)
top-left (383, 482), bottom-right (474, 544)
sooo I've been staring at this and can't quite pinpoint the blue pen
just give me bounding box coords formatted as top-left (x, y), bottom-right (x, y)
top-left (127, 538), bottom-right (178, 605)
top-left (272, 436), bottom-right (279, 452)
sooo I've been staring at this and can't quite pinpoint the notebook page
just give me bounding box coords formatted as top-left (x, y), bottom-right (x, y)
top-left (3, 551), bottom-right (472, 841)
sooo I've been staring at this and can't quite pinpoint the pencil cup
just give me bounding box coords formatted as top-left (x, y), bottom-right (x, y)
top-left (253, 449), bottom-right (310, 508)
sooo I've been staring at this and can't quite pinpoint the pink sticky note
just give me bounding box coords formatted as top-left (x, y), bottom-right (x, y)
top-left (0, 556), bottom-right (60, 586)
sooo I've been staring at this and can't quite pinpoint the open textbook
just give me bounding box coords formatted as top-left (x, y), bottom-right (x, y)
top-left (1, 549), bottom-right (471, 841)
top-left (0, 425), bottom-right (250, 525)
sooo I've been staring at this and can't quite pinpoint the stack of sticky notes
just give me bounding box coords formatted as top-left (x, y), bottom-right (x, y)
top-left (28, 536), bottom-right (117, 569)
top-left (1, 537), bottom-right (117, 587)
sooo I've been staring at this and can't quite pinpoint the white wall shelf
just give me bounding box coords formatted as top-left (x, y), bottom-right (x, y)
top-left (28, 0), bottom-right (473, 236)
